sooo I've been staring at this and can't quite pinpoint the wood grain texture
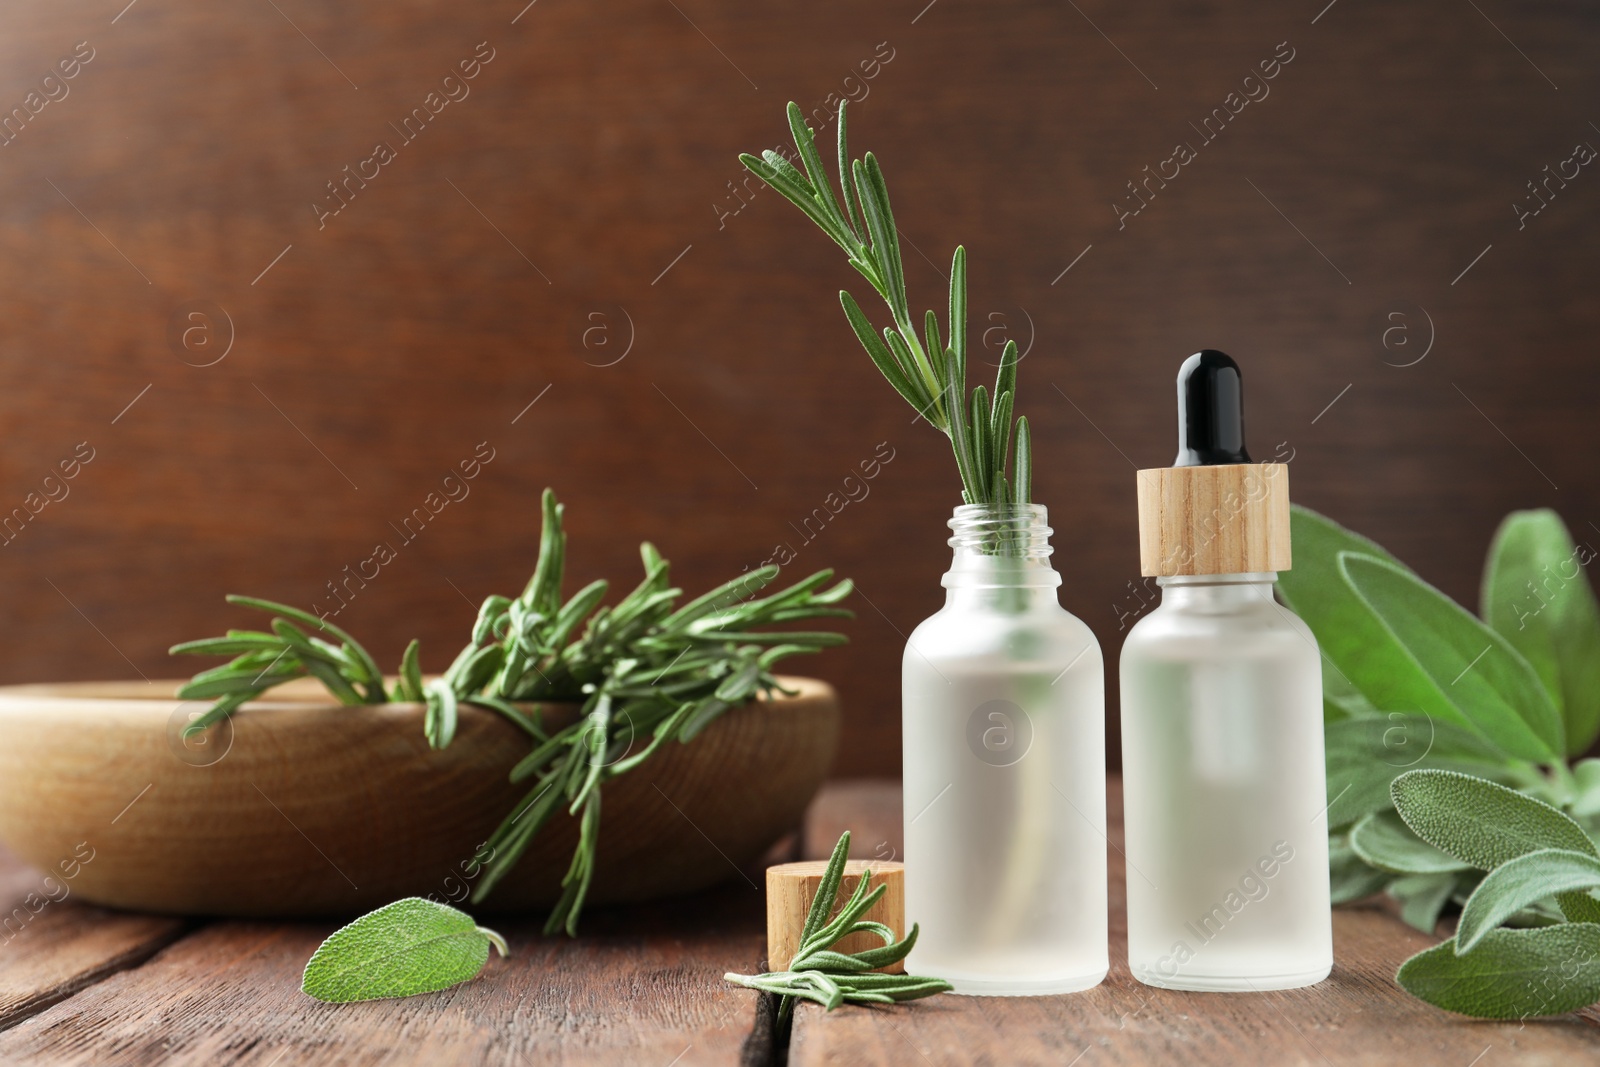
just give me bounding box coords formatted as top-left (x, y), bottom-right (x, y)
top-left (765, 860), bottom-right (904, 973)
top-left (789, 780), bottom-right (1600, 1066)
top-left (3, 779), bottom-right (1598, 1063)
top-left (0, 844), bottom-right (184, 1032)
top-left (0, 1), bottom-right (1596, 777)
top-left (0, 677), bottom-right (837, 916)
top-left (0, 885), bottom-right (768, 1066)
top-left (801, 779), bottom-right (905, 864)
top-left (1136, 463), bottom-right (1290, 576)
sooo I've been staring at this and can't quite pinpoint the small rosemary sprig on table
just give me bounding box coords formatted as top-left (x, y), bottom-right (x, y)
top-left (724, 831), bottom-right (951, 1027)
top-left (742, 100), bottom-right (1031, 507)
top-left (172, 488), bottom-right (853, 936)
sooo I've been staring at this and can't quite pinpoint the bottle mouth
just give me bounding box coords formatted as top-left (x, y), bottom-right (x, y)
top-left (1157, 572), bottom-right (1278, 586)
top-left (947, 503), bottom-right (1052, 559)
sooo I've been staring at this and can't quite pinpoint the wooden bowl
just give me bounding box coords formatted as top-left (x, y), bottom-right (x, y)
top-left (0, 676), bottom-right (838, 917)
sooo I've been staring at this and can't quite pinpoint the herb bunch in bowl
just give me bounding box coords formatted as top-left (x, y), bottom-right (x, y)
top-left (173, 488), bottom-right (853, 935)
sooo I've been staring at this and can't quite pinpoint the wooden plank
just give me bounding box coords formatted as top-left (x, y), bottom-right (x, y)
top-left (791, 780), bottom-right (1600, 1066)
top-left (0, 843), bottom-right (184, 1032)
top-left (0, 883), bottom-right (770, 1066)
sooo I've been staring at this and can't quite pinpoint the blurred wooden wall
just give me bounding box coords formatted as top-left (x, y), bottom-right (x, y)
top-left (0, 0), bottom-right (1596, 775)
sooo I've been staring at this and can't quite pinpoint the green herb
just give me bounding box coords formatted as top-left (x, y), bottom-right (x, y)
top-left (174, 488), bottom-right (853, 936)
top-left (742, 101), bottom-right (1031, 507)
top-left (1284, 505), bottom-right (1600, 1016)
top-left (1482, 511), bottom-right (1600, 755)
top-left (1455, 849), bottom-right (1600, 953)
top-left (301, 897), bottom-right (508, 1003)
top-left (1394, 924), bottom-right (1600, 1019)
top-left (169, 596), bottom-right (391, 732)
top-left (724, 831), bottom-right (951, 1028)
top-left (443, 490), bottom-right (853, 934)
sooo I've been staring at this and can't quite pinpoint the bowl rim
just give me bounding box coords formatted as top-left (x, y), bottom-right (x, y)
top-left (0, 674), bottom-right (833, 710)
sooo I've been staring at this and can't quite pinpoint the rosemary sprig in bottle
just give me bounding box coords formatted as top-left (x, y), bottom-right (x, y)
top-left (741, 100), bottom-right (1032, 507)
top-left (172, 488), bottom-right (853, 936)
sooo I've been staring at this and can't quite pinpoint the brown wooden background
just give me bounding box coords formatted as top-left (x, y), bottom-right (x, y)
top-left (0, 0), bottom-right (1595, 775)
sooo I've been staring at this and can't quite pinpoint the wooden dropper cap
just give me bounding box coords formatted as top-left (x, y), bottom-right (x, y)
top-left (766, 859), bottom-right (906, 973)
top-left (1136, 350), bottom-right (1292, 577)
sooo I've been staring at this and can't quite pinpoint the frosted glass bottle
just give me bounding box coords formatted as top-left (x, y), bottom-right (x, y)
top-left (902, 503), bottom-right (1108, 995)
top-left (1119, 572), bottom-right (1332, 990)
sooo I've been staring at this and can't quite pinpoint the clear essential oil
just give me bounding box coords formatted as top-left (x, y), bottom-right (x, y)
top-left (1119, 351), bottom-right (1333, 991)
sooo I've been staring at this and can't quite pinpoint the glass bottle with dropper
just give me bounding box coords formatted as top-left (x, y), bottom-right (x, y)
top-left (1119, 350), bottom-right (1332, 991)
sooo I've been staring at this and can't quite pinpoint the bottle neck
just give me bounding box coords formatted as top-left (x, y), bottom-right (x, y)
top-left (942, 503), bottom-right (1060, 606)
top-left (1156, 572), bottom-right (1278, 612)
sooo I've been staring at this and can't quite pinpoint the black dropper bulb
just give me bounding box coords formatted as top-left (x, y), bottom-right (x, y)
top-left (1174, 349), bottom-right (1251, 467)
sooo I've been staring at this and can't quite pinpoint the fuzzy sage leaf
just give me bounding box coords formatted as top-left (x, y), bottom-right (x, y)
top-left (1391, 769), bottom-right (1597, 871)
top-left (1396, 924), bottom-right (1600, 1018)
top-left (301, 897), bottom-right (508, 1004)
top-left (1456, 849), bottom-right (1600, 953)
top-left (1289, 505), bottom-right (1600, 1016)
top-left (1349, 810), bottom-right (1467, 875)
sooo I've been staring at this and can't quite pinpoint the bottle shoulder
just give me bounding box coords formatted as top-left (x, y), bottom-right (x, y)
top-left (907, 599), bottom-right (1102, 666)
top-left (1122, 594), bottom-right (1319, 660)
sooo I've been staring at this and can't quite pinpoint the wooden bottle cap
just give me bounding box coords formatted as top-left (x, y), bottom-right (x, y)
top-left (765, 860), bottom-right (906, 973)
top-left (1135, 462), bottom-right (1292, 576)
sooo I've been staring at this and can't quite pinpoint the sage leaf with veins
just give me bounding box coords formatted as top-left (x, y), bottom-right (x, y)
top-left (173, 487), bottom-right (853, 937)
top-left (1289, 505), bottom-right (1600, 1016)
top-left (301, 897), bottom-right (508, 1003)
top-left (1480, 509), bottom-right (1600, 756)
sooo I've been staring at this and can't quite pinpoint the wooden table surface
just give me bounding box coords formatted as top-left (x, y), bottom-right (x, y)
top-left (1, 778), bottom-right (1597, 1066)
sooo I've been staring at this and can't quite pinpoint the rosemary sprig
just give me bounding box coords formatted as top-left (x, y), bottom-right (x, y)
top-left (170, 595), bottom-right (392, 733)
top-left (742, 100), bottom-right (1032, 507)
top-left (455, 490), bottom-right (854, 934)
top-left (172, 488), bottom-right (853, 936)
top-left (724, 830), bottom-right (951, 1027)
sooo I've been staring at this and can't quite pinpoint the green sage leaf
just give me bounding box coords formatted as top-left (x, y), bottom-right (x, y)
top-left (1396, 923), bottom-right (1600, 1018)
top-left (1328, 832), bottom-right (1393, 904)
top-left (1350, 810), bottom-right (1468, 874)
top-left (1321, 663), bottom-right (1380, 721)
top-left (1571, 759), bottom-right (1600, 817)
top-left (1277, 508), bottom-right (1457, 726)
top-left (1388, 871), bottom-right (1463, 934)
top-left (1341, 553), bottom-right (1562, 762)
top-left (1391, 769), bottom-right (1597, 869)
top-left (301, 897), bottom-right (508, 1004)
top-left (1481, 509), bottom-right (1600, 756)
top-left (1322, 714), bottom-right (1508, 830)
top-left (1457, 849), bottom-right (1600, 953)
